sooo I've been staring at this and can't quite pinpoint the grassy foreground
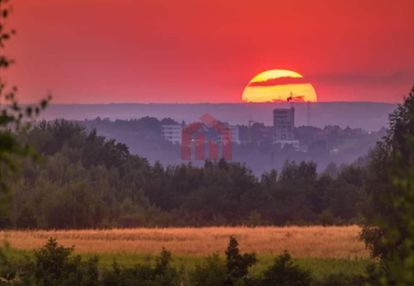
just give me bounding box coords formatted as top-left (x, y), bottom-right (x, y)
top-left (88, 253), bottom-right (370, 279)
top-left (1, 226), bottom-right (371, 280)
top-left (3, 247), bottom-right (369, 280)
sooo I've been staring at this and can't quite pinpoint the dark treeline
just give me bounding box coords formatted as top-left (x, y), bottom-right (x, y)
top-left (4, 120), bottom-right (366, 229)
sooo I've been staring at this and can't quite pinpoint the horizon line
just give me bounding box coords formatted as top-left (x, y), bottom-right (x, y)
top-left (20, 100), bottom-right (401, 105)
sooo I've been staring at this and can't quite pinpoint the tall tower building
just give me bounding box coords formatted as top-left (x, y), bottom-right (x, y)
top-left (273, 107), bottom-right (299, 149)
top-left (273, 107), bottom-right (295, 140)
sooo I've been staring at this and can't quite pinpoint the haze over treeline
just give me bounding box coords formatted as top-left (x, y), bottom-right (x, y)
top-left (30, 102), bottom-right (392, 174)
top-left (39, 102), bottom-right (396, 131)
top-left (79, 117), bottom-right (384, 174)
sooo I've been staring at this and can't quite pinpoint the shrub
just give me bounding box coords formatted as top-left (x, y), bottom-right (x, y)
top-left (256, 251), bottom-right (311, 286)
top-left (0, 242), bottom-right (32, 285)
top-left (225, 236), bottom-right (257, 285)
top-left (32, 238), bottom-right (99, 286)
top-left (190, 254), bottom-right (227, 286)
top-left (101, 248), bottom-right (180, 286)
top-left (314, 273), bottom-right (366, 286)
top-left (190, 237), bottom-right (257, 286)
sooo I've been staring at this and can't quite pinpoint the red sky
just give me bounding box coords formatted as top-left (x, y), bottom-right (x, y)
top-left (7, 0), bottom-right (414, 103)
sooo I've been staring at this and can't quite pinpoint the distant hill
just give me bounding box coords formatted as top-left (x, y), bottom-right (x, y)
top-left (41, 102), bottom-right (397, 131)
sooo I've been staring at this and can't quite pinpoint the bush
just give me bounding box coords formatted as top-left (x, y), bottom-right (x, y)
top-left (101, 248), bottom-right (180, 286)
top-left (256, 251), bottom-right (311, 286)
top-left (314, 273), bottom-right (366, 286)
top-left (190, 237), bottom-right (257, 286)
top-left (190, 254), bottom-right (226, 286)
top-left (0, 242), bottom-right (32, 285)
top-left (225, 236), bottom-right (257, 285)
top-left (0, 239), bottom-right (181, 286)
top-left (32, 238), bottom-right (99, 286)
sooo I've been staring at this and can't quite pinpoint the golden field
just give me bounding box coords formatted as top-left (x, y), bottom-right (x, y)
top-left (0, 226), bottom-right (369, 259)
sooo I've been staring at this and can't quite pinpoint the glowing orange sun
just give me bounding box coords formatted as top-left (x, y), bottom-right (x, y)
top-left (242, 69), bottom-right (318, 103)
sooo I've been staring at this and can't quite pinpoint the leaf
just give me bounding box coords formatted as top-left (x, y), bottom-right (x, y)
top-left (26, 106), bottom-right (32, 117)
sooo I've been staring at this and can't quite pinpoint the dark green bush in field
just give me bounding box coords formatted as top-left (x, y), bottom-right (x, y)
top-left (0, 242), bottom-right (31, 285)
top-left (190, 236), bottom-right (257, 286)
top-left (191, 237), bottom-right (317, 286)
top-left (313, 273), bottom-right (366, 286)
top-left (256, 251), bottom-right (311, 286)
top-left (32, 238), bottom-right (99, 286)
top-left (225, 236), bottom-right (257, 286)
top-left (0, 238), bottom-right (99, 286)
top-left (0, 239), bottom-right (180, 286)
top-left (101, 248), bottom-right (180, 286)
top-left (190, 254), bottom-right (227, 286)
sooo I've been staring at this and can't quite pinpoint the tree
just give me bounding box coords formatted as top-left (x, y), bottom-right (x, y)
top-left (33, 238), bottom-right (99, 286)
top-left (361, 86), bottom-right (414, 285)
top-left (0, 0), bottom-right (50, 207)
top-left (258, 251), bottom-right (311, 286)
top-left (225, 236), bottom-right (256, 285)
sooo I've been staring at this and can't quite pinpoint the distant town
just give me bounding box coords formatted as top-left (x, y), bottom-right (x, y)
top-left (160, 106), bottom-right (377, 153)
top-left (78, 105), bottom-right (385, 174)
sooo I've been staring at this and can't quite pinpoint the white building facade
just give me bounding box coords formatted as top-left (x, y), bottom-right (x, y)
top-left (161, 124), bottom-right (183, 144)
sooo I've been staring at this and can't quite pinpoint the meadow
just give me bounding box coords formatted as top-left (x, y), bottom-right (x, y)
top-left (0, 225), bottom-right (370, 279)
top-left (0, 226), bottom-right (367, 258)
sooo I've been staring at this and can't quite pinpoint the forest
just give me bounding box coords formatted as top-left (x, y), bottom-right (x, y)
top-left (0, 120), bottom-right (368, 229)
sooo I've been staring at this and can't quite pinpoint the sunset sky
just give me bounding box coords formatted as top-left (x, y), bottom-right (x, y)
top-left (7, 0), bottom-right (414, 103)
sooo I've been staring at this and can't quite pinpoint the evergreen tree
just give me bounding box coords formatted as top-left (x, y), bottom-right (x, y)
top-left (362, 86), bottom-right (414, 285)
top-left (225, 236), bottom-right (256, 285)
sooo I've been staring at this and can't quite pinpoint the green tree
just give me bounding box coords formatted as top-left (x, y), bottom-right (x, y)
top-left (225, 236), bottom-right (256, 285)
top-left (33, 238), bottom-right (99, 286)
top-left (361, 86), bottom-right (414, 285)
top-left (257, 251), bottom-right (311, 286)
top-left (0, 0), bottom-right (50, 217)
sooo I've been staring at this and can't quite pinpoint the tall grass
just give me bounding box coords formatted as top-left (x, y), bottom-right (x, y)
top-left (0, 226), bottom-right (368, 258)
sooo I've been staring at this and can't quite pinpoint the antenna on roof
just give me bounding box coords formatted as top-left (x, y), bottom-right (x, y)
top-left (287, 92), bottom-right (294, 109)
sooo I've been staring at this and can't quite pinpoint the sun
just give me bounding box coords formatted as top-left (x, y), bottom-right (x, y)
top-left (242, 69), bottom-right (318, 103)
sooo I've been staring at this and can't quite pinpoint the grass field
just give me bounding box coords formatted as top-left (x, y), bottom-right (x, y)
top-left (2, 248), bottom-right (370, 280)
top-left (0, 226), bottom-right (370, 279)
top-left (0, 225), bottom-right (368, 258)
